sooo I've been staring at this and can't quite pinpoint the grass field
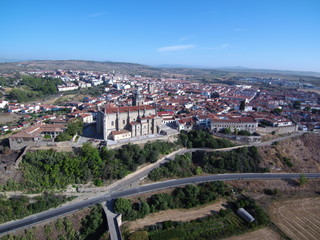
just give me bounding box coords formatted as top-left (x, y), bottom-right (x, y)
top-left (269, 197), bottom-right (320, 240)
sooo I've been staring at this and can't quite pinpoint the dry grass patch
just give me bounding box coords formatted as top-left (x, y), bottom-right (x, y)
top-left (0, 113), bottom-right (21, 124)
top-left (223, 227), bottom-right (282, 240)
top-left (258, 133), bottom-right (320, 173)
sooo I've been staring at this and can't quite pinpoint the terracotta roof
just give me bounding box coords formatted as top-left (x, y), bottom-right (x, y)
top-left (9, 124), bottom-right (66, 139)
top-left (111, 129), bottom-right (131, 135)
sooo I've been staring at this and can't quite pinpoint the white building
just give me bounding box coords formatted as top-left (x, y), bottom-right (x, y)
top-left (57, 84), bottom-right (79, 92)
top-left (0, 100), bottom-right (8, 108)
top-left (210, 116), bottom-right (258, 133)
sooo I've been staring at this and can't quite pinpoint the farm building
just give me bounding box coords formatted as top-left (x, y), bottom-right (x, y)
top-left (237, 208), bottom-right (255, 223)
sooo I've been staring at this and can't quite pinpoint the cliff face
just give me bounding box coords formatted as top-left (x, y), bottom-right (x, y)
top-left (258, 133), bottom-right (320, 173)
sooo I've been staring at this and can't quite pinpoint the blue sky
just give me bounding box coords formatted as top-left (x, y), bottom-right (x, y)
top-left (1, 0), bottom-right (320, 71)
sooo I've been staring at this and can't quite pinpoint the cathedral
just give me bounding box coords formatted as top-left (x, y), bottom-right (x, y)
top-left (96, 105), bottom-right (162, 141)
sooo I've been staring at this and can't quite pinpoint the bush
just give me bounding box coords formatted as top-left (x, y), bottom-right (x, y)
top-left (237, 130), bottom-right (252, 136)
top-left (282, 157), bottom-right (293, 167)
top-left (177, 130), bottom-right (234, 149)
top-left (263, 188), bottom-right (279, 195)
top-left (55, 132), bottom-right (72, 142)
top-left (115, 182), bottom-right (231, 221)
top-left (80, 205), bottom-right (107, 239)
top-left (0, 193), bottom-right (73, 224)
top-left (129, 231), bottom-right (148, 240)
top-left (149, 146), bottom-right (267, 181)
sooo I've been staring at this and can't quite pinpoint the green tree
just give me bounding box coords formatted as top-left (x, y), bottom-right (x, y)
top-left (299, 174), bottom-right (307, 186)
top-left (55, 218), bottom-right (64, 231)
top-left (304, 106), bottom-right (311, 112)
top-left (80, 205), bottom-right (105, 239)
top-left (237, 130), bottom-right (251, 136)
top-left (273, 108), bottom-right (282, 114)
top-left (139, 200), bottom-right (150, 217)
top-left (220, 127), bottom-right (232, 134)
top-left (66, 119), bottom-right (84, 136)
top-left (114, 198), bottom-right (132, 215)
top-left (55, 132), bottom-right (72, 142)
top-left (195, 166), bottom-right (203, 175)
top-left (293, 101), bottom-right (301, 109)
top-left (44, 225), bottom-right (52, 235)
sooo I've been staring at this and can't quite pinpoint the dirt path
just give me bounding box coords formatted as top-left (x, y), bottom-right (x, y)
top-left (126, 200), bottom-right (226, 232)
top-left (223, 228), bottom-right (281, 240)
top-left (269, 197), bottom-right (320, 240)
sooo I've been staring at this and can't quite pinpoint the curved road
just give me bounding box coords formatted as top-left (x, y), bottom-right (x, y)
top-left (1, 172), bottom-right (320, 236)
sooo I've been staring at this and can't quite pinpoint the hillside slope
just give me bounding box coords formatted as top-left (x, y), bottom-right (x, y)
top-left (259, 133), bottom-right (320, 173)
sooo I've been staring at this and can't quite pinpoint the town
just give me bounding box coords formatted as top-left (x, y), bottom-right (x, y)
top-left (1, 0), bottom-right (320, 239)
top-left (1, 68), bottom-right (319, 151)
top-left (1, 64), bottom-right (320, 240)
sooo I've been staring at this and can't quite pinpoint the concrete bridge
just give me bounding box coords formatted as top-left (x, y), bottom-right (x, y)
top-left (101, 200), bottom-right (122, 240)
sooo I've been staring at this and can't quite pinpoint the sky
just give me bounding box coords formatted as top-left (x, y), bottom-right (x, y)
top-left (1, 0), bottom-right (320, 72)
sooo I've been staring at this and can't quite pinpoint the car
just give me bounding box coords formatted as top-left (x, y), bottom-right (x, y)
top-left (160, 130), bottom-right (167, 135)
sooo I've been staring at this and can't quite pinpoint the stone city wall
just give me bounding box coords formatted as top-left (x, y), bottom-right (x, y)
top-left (256, 125), bottom-right (298, 135)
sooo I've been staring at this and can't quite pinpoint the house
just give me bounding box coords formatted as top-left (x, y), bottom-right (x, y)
top-left (0, 100), bottom-right (8, 109)
top-left (9, 124), bottom-right (67, 150)
top-left (157, 111), bottom-right (175, 124)
top-left (111, 129), bottom-right (132, 141)
top-left (79, 113), bottom-right (93, 123)
top-left (176, 117), bottom-right (195, 131)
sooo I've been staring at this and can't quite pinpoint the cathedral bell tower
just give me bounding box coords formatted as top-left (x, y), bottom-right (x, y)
top-left (132, 89), bottom-right (144, 106)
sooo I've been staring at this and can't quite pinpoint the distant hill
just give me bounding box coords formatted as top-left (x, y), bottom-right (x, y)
top-left (0, 60), bottom-right (319, 79)
top-left (155, 64), bottom-right (320, 78)
top-left (0, 60), bottom-right (161, 75)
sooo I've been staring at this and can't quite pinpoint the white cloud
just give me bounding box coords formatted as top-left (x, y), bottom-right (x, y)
top-left (204, 43), bottom-right (231, 50)
top-left (234, 28), bottom-right (248, 32)
top-left (178, 35), bottom-right (193, 42)
top-left (220, 43), bottom-right (230, 48)
top-left (157, 45), bottom-right (195, 52)
top-left (89, 12), bottom-right (105, 17)
top-left (178, 36), bottom-right (188, 42)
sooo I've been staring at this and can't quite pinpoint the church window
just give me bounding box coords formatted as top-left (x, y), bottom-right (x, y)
top-left (123, 120), bottom-right (125, 124)
top-left (111, 121), bottom-right (114, 126)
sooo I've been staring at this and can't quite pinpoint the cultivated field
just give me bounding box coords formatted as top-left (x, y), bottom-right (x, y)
top-left (269, 197), bottom-right (320, 240)
top-left (223, 228), bottom-right (281, 240)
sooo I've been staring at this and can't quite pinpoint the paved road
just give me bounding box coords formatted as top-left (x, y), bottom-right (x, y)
top-left (1, 172), bottom-right (320, 236)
